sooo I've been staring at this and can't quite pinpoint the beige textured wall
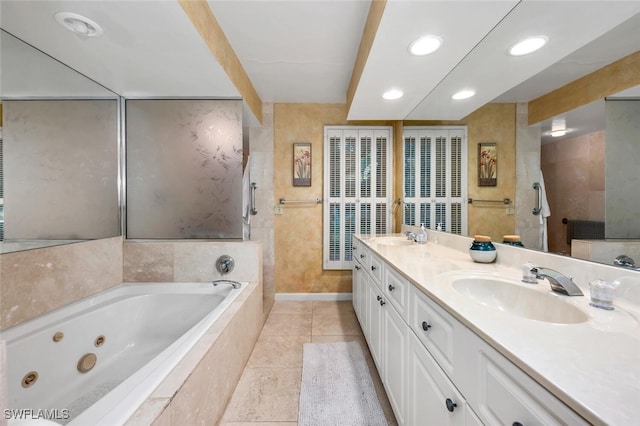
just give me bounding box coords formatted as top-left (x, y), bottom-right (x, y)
top-left (466, 103), bottom-right (517, 241)
top-left (541, 130), bottom-right (605, 255)
top-left (273, 103), bottom-right (395, 293)
top-left (0, 237), bottom-right (123, 330)
top-left (273, 102), bottom-right (517, 294)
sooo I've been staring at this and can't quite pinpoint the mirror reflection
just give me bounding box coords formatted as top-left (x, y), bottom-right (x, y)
top-left (534, 89), bottom-right (640, 268)
top-left (0, 30), bottom-right (120, 254)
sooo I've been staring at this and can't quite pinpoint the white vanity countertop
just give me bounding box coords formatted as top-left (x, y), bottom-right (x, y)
top-left (356, 234), bottom-right (640, 426)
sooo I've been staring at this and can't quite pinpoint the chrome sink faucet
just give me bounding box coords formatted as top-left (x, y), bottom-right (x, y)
top-left (405, 231), bottom-right (417, 241)
top-left (530, 267), bottom-right (584, 296)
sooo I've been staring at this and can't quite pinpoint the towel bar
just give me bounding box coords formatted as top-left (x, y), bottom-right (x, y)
top-left (279, 198), bottom-right (322, 205)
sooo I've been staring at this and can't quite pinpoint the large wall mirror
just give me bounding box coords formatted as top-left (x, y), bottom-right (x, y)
top-left (1, 30), bottom-right (121, 253)
top-left (535, 90), bottom-right (640, 269)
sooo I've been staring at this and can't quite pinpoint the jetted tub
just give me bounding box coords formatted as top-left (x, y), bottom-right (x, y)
top-left (1, 281), bottom-right (246, 425)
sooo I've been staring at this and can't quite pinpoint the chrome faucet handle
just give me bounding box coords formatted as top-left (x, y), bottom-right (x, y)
top-left (530, 267), bottom-right (584, 296)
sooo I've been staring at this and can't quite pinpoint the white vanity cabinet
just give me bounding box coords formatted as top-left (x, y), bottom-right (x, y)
top-left (353, 245), bottom-right (407, 425)
top-left (352, 236), bottom-right (589, 426)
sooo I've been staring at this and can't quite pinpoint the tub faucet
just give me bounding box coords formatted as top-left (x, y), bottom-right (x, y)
top-left (530, 267), bottom-right (583, 296)
top-left (213, 279), bottom-right (241, 289)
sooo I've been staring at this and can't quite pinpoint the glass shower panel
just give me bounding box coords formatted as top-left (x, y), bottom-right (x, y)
top-left (126, 99), bottom-right (243, 239)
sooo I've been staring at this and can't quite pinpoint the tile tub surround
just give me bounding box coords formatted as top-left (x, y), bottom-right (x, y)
top-left (360, 231), bottom-right (640, 425)
top-left (0, 237), bottom-right (123, 330)
top-left (123, 240), bottom-right (263, 283)
top-left (126, 281), bottom-right (263, 425)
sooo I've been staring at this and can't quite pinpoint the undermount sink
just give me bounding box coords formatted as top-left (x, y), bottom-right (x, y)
top-left (369, 236), bottom-right (414, 246)
top-left (450, 276), bottom-right (589, 324)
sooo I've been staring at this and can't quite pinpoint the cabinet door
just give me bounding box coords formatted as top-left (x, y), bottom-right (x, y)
top-left (465, 332), bottom-right (588, 426)
top-left (408, 332), bottom-right (466, 426)
top-left (367, 278), bottom-right (384, 370)
top-left (383, 301), bottom-right (407, 425)
top-left (352, 262), bottom-right (364, 323)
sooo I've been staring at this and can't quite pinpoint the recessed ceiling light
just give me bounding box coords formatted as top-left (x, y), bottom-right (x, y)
top-left (550, 129), bottom-right (568, 137)
top-left (55, 12), bottom-right (104, 37)
top-left (382, 89), bottom-right (403, 100)
top-left (408, 35), bottom-right (443, 56)
top-left (509, 36), bottom-right (548, 56)
top-left (452, 89), bottom-right (475, 100)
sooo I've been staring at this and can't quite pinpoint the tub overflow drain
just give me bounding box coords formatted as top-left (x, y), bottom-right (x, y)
top-left (52, 331), bottom-right (64, 342)
top-left (22, 371), bottom-right (38, 388)
top-left (77, 353), bottom-right (97, 373)
top-left (95, 335), bottom-right (105, 347)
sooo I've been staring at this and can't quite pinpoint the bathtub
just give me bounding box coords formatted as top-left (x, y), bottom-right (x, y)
top-left (0, 281), bottom-right (246, 425)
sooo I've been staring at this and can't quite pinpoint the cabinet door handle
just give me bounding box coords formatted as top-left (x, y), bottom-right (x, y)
top-left (377, 295), bottom-right (382, 301)
top-left (355, 265), bottom-right (361, 270)
top-left (360, 254), bottom-right (365, 259)
top-left (512, 423), bottom-right (524, 426)
top-left (421, 321), bottom-right (431, 331)
top-left (379, 299), bottom-right (386, 306)
top-left (445, 398), bottom-right (457, 412)
top-left (352, 246), bottom-right (357, 250)
top-left (371, 265), bottom-right (377, 271)
top-left (388, 284), bottom-right (395, 291)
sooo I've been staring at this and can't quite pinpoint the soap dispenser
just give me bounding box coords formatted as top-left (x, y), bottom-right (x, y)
top-left (416, 223), bottom-right (427, 244)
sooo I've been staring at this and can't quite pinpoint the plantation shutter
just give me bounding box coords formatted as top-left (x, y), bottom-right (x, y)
top-left (324, 126), bottom-right (393, 270)
top-left (402, 127), bottom-right (467, 235)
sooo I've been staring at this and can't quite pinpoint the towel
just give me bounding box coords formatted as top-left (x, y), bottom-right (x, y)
top-left (539, 169), bottom-right (551, 252)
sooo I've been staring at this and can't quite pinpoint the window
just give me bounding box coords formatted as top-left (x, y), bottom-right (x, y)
top-left (323, 126), bottom-right (393, 270)
top-left (403, 127), bottom-right (467, 235)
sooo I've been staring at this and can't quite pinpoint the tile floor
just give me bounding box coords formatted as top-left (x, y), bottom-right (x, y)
top-left (219, 300), bottom-right (398, 425)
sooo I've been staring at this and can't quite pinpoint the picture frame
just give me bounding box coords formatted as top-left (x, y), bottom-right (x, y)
top-left (478, 142), bottom-right (497, 186)
top-left (293, 142), bottom-right (312, 186)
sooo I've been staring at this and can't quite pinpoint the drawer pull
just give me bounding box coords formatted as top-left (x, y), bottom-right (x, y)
top-left (371, 265), bottom-right (377, 271)
top-left (360, 254), bottom-right (365, 259)
top-left (379, 299), bottom-right (386, 306)
top-left (355, 265), bottom-right (361, 270)
top-left (421, 321), bottom-right (431, 331)
top-left (388, 284), bottom-right (395, 291)
top-left (445, 398), bottom-right (457, 412)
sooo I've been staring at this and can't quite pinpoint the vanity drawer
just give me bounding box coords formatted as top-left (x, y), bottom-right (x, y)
top-left (409, 285), bottom-right (457, 376)
top-left (352, 238), bottom-right (363, 264)
top-left (369, 253), bottom-right (384, 284)
top-left (384, 266), bottom-right (408, 319)
top-left (468, 333), bottom-right (588, 426)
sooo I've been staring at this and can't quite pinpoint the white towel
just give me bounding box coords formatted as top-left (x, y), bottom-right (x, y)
top-left (539, 169), bottom-right (551, 252)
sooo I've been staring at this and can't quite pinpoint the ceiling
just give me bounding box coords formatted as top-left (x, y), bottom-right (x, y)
top-left (1, 0), bottom-right (640, 129)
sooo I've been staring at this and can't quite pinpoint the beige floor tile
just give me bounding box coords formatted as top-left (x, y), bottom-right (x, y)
top-left (311, 309), bottom-right (363, 336)
top-left (261, 313), bottom-right (312, 336)
top-left (247, 335), bottom-right (311, 368)
top-left (270, 300), bottom-right (313, 314)
top-left (311, 300), bottom-right (354, 316)
top-left (221, 368), bottom-right (302, 422)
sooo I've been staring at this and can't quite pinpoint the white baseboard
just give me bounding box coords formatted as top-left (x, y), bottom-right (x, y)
top-left (275, 292), bottom-right (353, 301)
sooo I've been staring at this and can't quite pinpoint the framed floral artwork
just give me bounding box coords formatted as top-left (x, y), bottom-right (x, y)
top-left (293, 142), bottom-right (311, 186)
top-left (478, 143), bottom-right (497, 186)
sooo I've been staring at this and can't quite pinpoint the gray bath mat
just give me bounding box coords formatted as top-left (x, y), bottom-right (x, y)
top-left (298, 341), bottom-right (388, 426)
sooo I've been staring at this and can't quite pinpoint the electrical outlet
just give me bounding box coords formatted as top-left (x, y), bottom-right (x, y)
top-left (506, 206), bottom-right (515, 215)
top-left (275, 205), bottom-right (284, 215)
